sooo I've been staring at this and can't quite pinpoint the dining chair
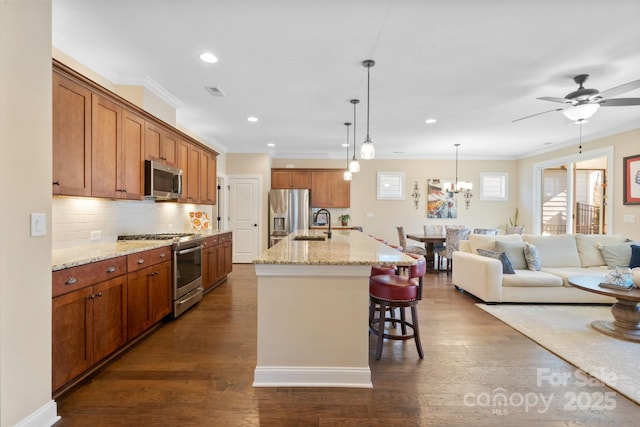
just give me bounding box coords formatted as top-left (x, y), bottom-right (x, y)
top-left (472, 228), bottom-right (499, 235)
top-left (438, 227), bottom-right (471, 273)
top-left (396, 226), bottom-right (426, 256)
top-left (424, 224), bottom-right (446, 266)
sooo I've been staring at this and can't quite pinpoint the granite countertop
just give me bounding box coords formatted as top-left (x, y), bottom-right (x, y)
top-left (52, 229), bottom-right (231, 271)
top-left (254, 229), bottom-right (416, 267)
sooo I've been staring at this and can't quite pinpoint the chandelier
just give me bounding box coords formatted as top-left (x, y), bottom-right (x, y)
top-left (449, 144), bottom-right (473, 209)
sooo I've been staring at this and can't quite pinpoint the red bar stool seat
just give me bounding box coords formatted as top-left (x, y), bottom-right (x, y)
top-left (369, 255), bottom-right (426, 360)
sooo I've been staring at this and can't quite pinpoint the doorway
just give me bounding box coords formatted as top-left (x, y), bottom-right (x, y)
top-left (228, 175), bottom-right (262, 263)
top-left (534, 146), bottom-right (613, 235)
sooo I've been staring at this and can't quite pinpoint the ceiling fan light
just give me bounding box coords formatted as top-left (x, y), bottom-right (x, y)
top-left (349, 159), bottom-right (360, 173)
top-left (562, 103), bottom-right (600, 121)
top-left (360, 140), bottom-right (375, 160)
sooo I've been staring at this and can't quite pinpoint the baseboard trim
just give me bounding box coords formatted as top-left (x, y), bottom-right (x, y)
top-left (253, 366), bottom-right (372, 388)
top-left (14, 400), bottom-right (60, 427)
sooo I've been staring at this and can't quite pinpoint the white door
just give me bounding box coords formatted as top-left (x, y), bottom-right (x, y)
top-left (228, 176), bottom-right (261, 263)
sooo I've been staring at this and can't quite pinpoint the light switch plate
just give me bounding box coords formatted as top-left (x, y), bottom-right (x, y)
top-left (30, 213), bottom-right (46, 237)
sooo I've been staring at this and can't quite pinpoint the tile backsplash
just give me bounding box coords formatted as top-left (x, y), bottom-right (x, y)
top-left (52, 197), bottom-right (214, 249)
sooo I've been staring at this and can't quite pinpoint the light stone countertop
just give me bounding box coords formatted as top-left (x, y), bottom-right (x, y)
top-left (254, 229), bottom-right (416, 267)
top-left (52, 229), bottom-right (232, 271)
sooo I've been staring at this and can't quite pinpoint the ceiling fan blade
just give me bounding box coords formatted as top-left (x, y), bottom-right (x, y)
top-left (512, 108), bottom-right (563, 122)
top-left (537, 96), bottom-right (572, 104)
top-left (600, 98), bottom-right (640, 106)
top-left (598, 79), bottom-right (640, 99)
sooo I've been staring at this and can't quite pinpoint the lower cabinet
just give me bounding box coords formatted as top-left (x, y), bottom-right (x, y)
top-left (52, 274), bottom-right (127, 392)
top-left (203, 232), bottom-right (233, 291)
top-left (126, 260), bottom-right (172, 340)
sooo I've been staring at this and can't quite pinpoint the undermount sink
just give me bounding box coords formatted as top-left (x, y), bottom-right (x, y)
top-left (293, 235), bottom-right (326, 241)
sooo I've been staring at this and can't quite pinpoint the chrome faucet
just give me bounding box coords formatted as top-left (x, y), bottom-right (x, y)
top-left (313, 209), bottom-right (332, 238)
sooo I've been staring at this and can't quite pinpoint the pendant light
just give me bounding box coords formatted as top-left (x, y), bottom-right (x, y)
top-left (343, 122), bottom-right (353, 181)
top-left (360, 59), bottom-right (376, 160)
top-left (348, 99), bottom-right (360, 173)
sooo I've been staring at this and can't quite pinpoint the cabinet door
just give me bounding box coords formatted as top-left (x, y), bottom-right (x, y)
top-left (52, 72), bottom-right (92, 196)
top-left (329, 170), bottom-right (350, 207)
top-left (203, 241), bottom-right (218, 290)
top-left (177, 139), bottom-right (190, 202)
top-left (121, 110), bottom-right (144, 200)
top-left (311, 171), bottom-right (332, 207)
top-left (224, 240), bottom-right (233, 276)
top-left (91, 94), bottom-right (122, 198)
top-left (188, 144), bottom-right (201, 202)
top-left (162, 131), bottom-right (178, 165)
top-left (52, 286), bottom-right (93, 391)
top-left (144, 121), bottom-right (163, 161)
top-left (271, 170), bottom-right (292, 189)
top-left (291, 171), bottom-right (311, 189)
top-left (92, 276), bottom-right (127, 362)
top-left (149, 260), bottom-right (172, 324)
top-left (200, 150), bottom-right (217, 205)
top-left (127, 267), bottom-right (152, 340)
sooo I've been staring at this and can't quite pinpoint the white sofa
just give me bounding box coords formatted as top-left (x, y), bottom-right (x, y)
top-left (452, 233), bottom-right (626, 303)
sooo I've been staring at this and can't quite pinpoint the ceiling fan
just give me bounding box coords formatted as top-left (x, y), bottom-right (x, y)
top-left (513, 74), bottom-right (640, 122)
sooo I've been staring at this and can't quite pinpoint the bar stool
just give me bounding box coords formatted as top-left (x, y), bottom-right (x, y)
top-left (369, 254), bottom-right (427, 360)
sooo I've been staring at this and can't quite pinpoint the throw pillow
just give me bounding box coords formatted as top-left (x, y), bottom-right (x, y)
top-left (477, 248), bottom-right (515, 274)
top-left (495, 241), bottom-right (527, 270)
top-left (523, 242), bottom-right (541, 271)
top-left (631, 245), bottom-right (640, 268)
top-left (599, 241), bottom-right (640, 267)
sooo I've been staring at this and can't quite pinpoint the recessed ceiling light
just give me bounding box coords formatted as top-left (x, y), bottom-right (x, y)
top-left (247, 116), bottom-right (259, 122)
top-left (425, 118), bottom-right (437, 124)
top-left (267, 143), bottom-right (275, 147)
top-left (342, 143), bottom-right (349, 147)
top-left (199, 52), bottom-right (218, 63)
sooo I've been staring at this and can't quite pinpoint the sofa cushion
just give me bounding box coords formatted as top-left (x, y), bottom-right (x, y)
top-left (502, 269), bottom-right (563, 287)
top-left (477, 249), bottom-right (515, 274)
top-left (523, 234), bottom-right (581, 268)
top-left (523, 242), bottom-right (541, 271)
top-left (575, 234), bottom-right (626, 267)
top-left (468, 234), bottom-right (523, 254)
top-left (631, 245), bottom-right (640, 268)
top-left (495, 240), bottom-right (527, 270)
top-left (540, 267), bottom-right (608, 287)
top-left (599, 241), bottom-right (640, 267)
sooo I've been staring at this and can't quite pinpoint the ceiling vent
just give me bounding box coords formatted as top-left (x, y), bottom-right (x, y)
top-left (205, 86), bottom-right (225, 97)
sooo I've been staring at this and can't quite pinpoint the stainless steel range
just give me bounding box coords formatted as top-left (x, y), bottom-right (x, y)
top-left (118, 233), bottom-right (205, 317)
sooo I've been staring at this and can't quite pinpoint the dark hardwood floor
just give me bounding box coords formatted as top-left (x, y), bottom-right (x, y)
top-left (55, 264), bottom-right (638, 426)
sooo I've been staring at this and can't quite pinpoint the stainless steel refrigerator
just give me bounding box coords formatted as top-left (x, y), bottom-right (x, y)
top-left (269, 189), bottom-right (311, 247)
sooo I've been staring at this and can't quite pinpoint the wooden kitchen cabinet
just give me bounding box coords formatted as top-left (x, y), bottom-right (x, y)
top-left (91, 95), bottom-right (144, 200)
top-left (177, 139), bottom-right (201, 203)
top-left (200, 149), bottom-right (217, 205)
top-left (145, 121), bottom-right (177, 166)
top-left (52, 258), bottom-right (128, 392)
top-left (311, 170), bottom-right (350, 208)
top-left (218, 232), bottom-right (233, 278)
top-left (202, 235), bottom-right (219, 292)
top-left (126, 247), bottom-right (172, 340)
top-left (271, 169), bottom-right (312, 189)
top-left (52, 71), bottom-right (92, 196)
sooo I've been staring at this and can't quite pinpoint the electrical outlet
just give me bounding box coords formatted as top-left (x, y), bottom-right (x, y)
top-left (90, 230), bottom-right (101, 241)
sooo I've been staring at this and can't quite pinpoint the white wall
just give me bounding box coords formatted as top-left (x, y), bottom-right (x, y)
top-left (0, 1), bottom-right (58, 426)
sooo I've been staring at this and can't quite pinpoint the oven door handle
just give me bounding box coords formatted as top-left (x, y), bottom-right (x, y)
top-left (176, 245), bottom-right (203, 255)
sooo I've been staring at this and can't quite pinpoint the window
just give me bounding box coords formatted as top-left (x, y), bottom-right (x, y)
top-left (480, 172), bottom-right (508, 201)
top-left (377, 172), bottom-right (405, 200)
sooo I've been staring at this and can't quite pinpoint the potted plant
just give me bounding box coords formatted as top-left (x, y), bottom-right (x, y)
top-left (338, 214), bottom-right (350, 226)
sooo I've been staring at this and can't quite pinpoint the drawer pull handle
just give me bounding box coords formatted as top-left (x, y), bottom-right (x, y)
top-left (137, 259), bottom-right (145, 264)
top-left (106, 267), bottom-right (116, 273)
top-left (160, 253), bottom-right (166, 258)
top-left (65, 277), bottom-right (77, 285)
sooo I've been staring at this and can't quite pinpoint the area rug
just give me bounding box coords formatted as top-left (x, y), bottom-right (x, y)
top-left (476, 304), bottom-right (640, 405)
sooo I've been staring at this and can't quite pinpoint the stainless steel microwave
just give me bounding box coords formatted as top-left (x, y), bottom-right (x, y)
top-left (144, 160), bottom-right (183, 200)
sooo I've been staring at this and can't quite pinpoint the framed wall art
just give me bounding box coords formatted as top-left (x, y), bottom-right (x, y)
top-left (427, 178), bottom-right (457, 218)
top-left (623, 154), bottom-right (640, 205)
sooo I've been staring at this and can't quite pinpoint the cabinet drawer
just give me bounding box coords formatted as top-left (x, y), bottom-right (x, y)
top-left (219, 232), bottom-right (232, 243)
top-left (203, 235), bottom-right (219, 247)
top-left (127, 246), bottom-right (171, 272)
top-left (53, 256), bottom-right (127, 297)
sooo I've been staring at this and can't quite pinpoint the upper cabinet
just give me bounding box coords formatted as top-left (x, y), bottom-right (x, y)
top-left (311, 170), bottom-right (350, 208)
top-left (271, 169), bottom-right (312, 189)
top-left (52, 72), bottom-right (92, 197)
top-left (53, 60), bottom-right (218, 204)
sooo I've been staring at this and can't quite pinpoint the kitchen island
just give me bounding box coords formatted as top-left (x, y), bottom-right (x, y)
top-left (253, 229), bottom-right (416, 388)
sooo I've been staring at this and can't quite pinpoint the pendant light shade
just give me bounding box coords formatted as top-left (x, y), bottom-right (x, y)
top-left (360, 59), bottom-right (376, 160)
top-left (343, 122), bottom-right (352, 181)
top-left (348, 99), bottom-right (360, 173)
